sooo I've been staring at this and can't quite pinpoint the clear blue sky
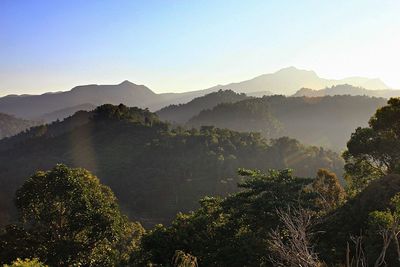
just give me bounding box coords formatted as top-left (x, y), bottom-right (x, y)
top-left (1, 0), bottom-right (400, 96)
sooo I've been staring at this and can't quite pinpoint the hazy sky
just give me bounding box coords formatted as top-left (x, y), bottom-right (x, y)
top-left (1, 0), bottom-right (400, 96)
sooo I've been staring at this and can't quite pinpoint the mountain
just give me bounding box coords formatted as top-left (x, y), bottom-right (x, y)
top-left (0, 104), bottom-right (343, 226)
top-left (188, 95), bottom-right (387, 150)
top-left (188, 98), bottom-right (283, 138)
top-left (293, 84), bottom-right (400, 98)
top-left (156, 90), bottom-right (250, 124)
top-left (200, 67), bottom-right (389, 95)
top-left (0, 113), bottom-right (40, 139)
top-left (38, 103), bottom-right (97, 122)
top-left (0, 67), bottom-right (389, 121)
top-left (0, 81), bottom-right (166, 119)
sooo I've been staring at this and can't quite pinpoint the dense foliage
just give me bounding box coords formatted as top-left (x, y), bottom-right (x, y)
top-left (156, 89), bottom-right (249, 124)
top-left (188, 95), bottom-right (386, 150)
top-left (344, 98), bottom-right (400, 194)
top-left (3, 258), bottom-right (47, 267)
top-left (3, 98), bottom-right (400, 266)
top-left (140, 169), bottom-right (319, 266)
top-left (0, 104), bottom-right (342, 227)
top-left (0, 165), bottom-right (143, 266)
top-left (188, 98), bottom-right (283, 139)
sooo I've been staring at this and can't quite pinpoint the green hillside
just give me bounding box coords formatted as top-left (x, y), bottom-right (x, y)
top-left (0, 104), bottom-right (343, 226)
top-left (188, 95), bottom-right (387, 150)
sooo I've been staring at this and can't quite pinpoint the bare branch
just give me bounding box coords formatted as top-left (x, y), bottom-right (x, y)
top-left (268, 207), bottom-right (323, 267)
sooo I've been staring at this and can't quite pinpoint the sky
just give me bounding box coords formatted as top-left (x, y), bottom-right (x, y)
top-left (1, 0), bottom-right (400, 96)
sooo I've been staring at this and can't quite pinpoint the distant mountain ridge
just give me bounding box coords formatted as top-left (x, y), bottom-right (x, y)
top-left (156, 90), bottom-right (250, 124)
top-left (0, 113), bottom-right (40, 139)
top-left (293, 84), bottom-right (400, 98)
top-left (0, 67), bottom-right (391, 120)
top-left (200, 67), bottom-right (389, 95)
top-left (38, 103), bottom-right (97, 123)
top-left (187, 95), bottom-right (387, 150)
top-left (0, 81), bottom-right (163, 119)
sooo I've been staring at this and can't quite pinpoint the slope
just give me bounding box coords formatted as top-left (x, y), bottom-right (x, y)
top-left (188, 95), bottom-right (387, 150)
top-left (293, 84), bottom-right (400, 98)
top-left (156, 90), bottom-right (250, 124)
top-left (0, 113), bottom-right (40, 139)
top-left (0, 104), bottom-right (343, 227)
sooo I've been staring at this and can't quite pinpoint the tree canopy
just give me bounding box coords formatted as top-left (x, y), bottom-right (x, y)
top-left (0, 164), bottom-right (143, 266)
top-left (187, 95), bottom-right (386, 150)
top-left (0, 104), bottom-right (343, 227)
top-left (345, 98), bottom-right (400, 194)
top-left (141, 169), bottom-right (319, 266)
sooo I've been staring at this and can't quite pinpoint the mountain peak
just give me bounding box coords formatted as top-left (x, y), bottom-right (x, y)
top-left (119, 80), bottom-right (135, 86)
top-left (277, 66), bottom-right (299, 72)
top-left (275, 66), bottom-right (317, 76)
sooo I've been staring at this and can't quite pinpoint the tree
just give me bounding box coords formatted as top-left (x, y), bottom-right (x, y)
top-left (344, 98), bottom-right (400, 193)
top-left (311, 169), bottom-right (346, 213)
top-left (172, 250), bottom-right (198, 267)
top-left (341, 194), bottom-right (400, 267)
top-left (141, 169), bottom-right (317, 266)
top-left (367, 193), bottom-right (400, 266)
top-left (3, 258), bottom-right (47, 267)
top-left (0, 164), bottom-right (143, 266)
top-left (268, 208), bottom-right (323, 267)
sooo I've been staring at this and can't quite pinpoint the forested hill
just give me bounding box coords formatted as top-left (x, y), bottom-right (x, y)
top-left (188, 95), bottom-right (387, 150)
top-left (0, 104), bottom-right (343, 227)
top-left (293, 84), bottom-right (400, 98)
top-left (38, 103), bottom-right (96, 122)
top-left (156, 89), bottom-right (249, 124)
top-left (0, 113), bottom-right (40, 139)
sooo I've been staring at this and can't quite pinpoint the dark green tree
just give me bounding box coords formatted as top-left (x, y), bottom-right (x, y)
top-left (141, 169), bottom-right (317, 266)
top-left (311, 169), bottom-right (347, 213)
top-left (3, 258), bottom-right (47, 267)
top-left (0, 164), bottom-right (143, 266)
top-left (344, 98), bottom-right (400, 194)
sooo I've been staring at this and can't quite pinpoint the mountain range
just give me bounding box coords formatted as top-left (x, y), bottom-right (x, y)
top-left (0, 67), bottom-right (393, 121)
top-left (293, 84), bottom-right (400, 98)
top-left (200, 67), bottom-right (389, 96)
top-left (186, 94), bottom-right (387, 150)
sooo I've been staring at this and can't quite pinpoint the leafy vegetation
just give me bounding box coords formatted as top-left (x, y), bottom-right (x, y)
top-left (0, 165), bottom-right (143, 266)
top-left (188, 98), bottom-right (283, 139)
top-left (157, 89), bottom-right (249, 124)
top-left (188, 95), bottom-right (386, 150)
top-left (3, 258), bottom-right (47, 267)
top-left (140, 169), bottom-right (319, 266)
top-left (344, 98), bottom-right (400, 194)
top-left (2, 98), bottom-right (400, 266)
top-left (0, 104), bottom-right (343, 227)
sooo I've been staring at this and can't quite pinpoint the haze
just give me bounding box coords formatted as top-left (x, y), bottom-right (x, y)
top-left (1, 0), bottom-right (400, 96)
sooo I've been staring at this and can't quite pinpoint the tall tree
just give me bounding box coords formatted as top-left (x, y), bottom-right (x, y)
top-left (0, 164), bottom-right (143, 266)
top-left (312, 169), bottom-right (346, 213)
top-left (344, 98), bottom-right (400, 193)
